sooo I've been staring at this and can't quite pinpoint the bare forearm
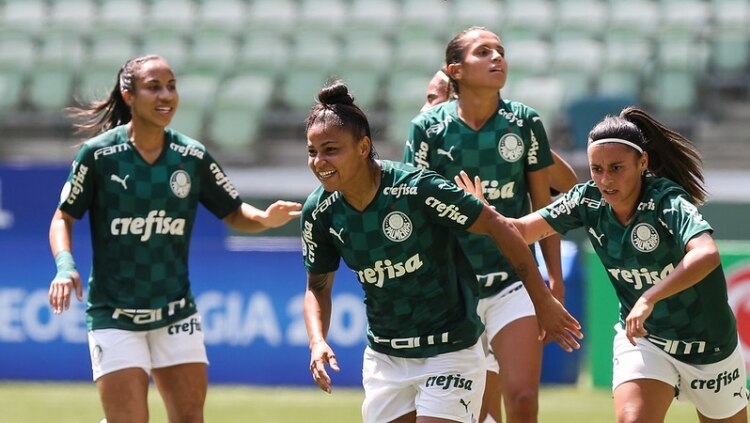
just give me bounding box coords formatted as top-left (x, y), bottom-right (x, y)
top-left (223, 203), bottom-right (268, 233)
top-left (304, 273), bottom-right (333, 347)
top-left (641, 245), bottom-right (720, 305)
top-left (49, 210), bottom-right (74, 255)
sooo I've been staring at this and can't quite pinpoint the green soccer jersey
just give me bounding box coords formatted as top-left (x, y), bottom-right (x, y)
top-left (539, 177), bottom-right (738, 364)
top-left (58, 125), bottom-right (243, 331)
top-left (403, 99), bottom-right (554, 297)
top-left (301, 160), bottom-right (485, 358)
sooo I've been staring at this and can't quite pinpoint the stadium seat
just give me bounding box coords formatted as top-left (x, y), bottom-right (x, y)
top-left (712, 0), bottom-right (750, 27)
top-left (654, 30), bottom-right (709, 73)
top-left (208, 74), bottom-right (275, 151)
top-left (169, 73), bottom-right (221, 139)
top-left (503, 75), bottom-right (565, 131)
top-left (245, 0), bottom-right (298, 36)
top-left (46, 0), bottom-right (96, 33)
top-left (386, 70), bottom-right (432, 146)
top-left (607, 0), bottom-right (659, 37)
top-left (554, 0), bottom-right (607, 37)
top-left (96, 0), bottom-right (148, 35)
top-left (658, 0), bottom-right (710, 35)
top-left (565, 95), bottom-right (638, 149)
top-left (194, 0), bottom-right (248, 34)
top-left (1, 0), bottom-right (48, 33)
top-left (0, 70), bottom-right (25, 111)
top-left (346, 0), bottom-right (400, 36)
top-left (0, 29), bottom-right (36, 73)
top-left (187, 28), bottom-right (239, 77)
top-left (708, 27), bottom-right (750, 74)
top-left (550, 35), bottom-right (603, 104)
top-left (448, 0), bottom-right (504, 35)
top-left (501, 0), bottom-right (555, 39)
top-left (36, 29), bottom-right (87, 72)
top-left (146, 0), bottom-right (196, 33)
top-left (398, 0), bottom-right (451, 38)
top-left (338, 30), bottom-right (392, 73)
top-left (235, 31), bottom-right (291, 77)
top-left (296, 0), bottom-right (348, 34)
top-left (140, 28), bottom-right (190, 72)
top-left (391, 33), bottom-right (444, 74)
top-left (27, 64), bottom-right (76, 112)
top-left (86, 31), bottom-right (140, 69)
top-left (597, 30), bottom-right (653, 97)
top-left (75, 63), bottom-right (118, 104)
top-left (645, 70), bottom-right (697, 114)
top-left (504, 39), bottom-right (551, 79)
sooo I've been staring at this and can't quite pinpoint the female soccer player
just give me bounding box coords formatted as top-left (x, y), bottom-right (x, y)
top-left (48, 54), bottom-right (301, 423)
top-left (405, 27), bottom-right (570, 423)
top-left (458, 106), bottom-right (749, 423)
top-left (302, 80), bottom-right (582, 423)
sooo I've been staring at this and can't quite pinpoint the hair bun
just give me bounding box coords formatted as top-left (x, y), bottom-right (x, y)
top-left (317, 80), bottom-right (354, 106)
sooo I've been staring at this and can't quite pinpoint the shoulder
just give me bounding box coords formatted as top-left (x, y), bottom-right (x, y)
top-left (644, 176), bottom-right (691, 205)
top-left (165, 128), bottom-right (209, 159)
top-left (411, 101), bottom-right (457, 131)
top-left (499, 98), bottom-right (542, 126)
top-left (302, 186), bottom-right (341, 222)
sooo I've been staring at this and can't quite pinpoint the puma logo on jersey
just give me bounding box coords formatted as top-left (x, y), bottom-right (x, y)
top-left (460, 399), bottom-right (471, 413)
top-left (329, 227), bottom-right (344, 244)
top-left (436, 146), bottom-right (455, 161)
top-left (588, 228), bottom-right (605, 246)
top-left (111, 174), bottom-right (129, 190)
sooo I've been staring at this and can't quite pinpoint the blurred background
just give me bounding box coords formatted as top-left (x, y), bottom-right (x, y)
top-left (1, 0), bottom-right (749, 395)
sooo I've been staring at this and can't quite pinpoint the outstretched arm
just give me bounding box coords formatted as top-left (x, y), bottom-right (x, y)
top-left (49, 209), bottom-right (82, 314)
top-left (468, 206), bottom-right (582, 351)
top-left (223, 200), bottom-right (301, 233)
top-left (304, 272), bottom-right (340, 393)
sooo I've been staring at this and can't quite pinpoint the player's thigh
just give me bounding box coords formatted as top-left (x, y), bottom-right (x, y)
top-left (96, 367), bottom-right (150, 422)
top-left (613, 379), bottom-right (674, 423)
top-left (491, 315), bottom-right (542, 390)
top-left (149, 315), bottom-right (209, 420)
top-left (88, 328), bottom-right (152, 381)
top-left (152, 362), bottom-right (208, 420)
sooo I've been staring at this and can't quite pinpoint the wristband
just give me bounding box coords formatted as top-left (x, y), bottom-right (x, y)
top-left (54, 250), bottom-right (77, 281)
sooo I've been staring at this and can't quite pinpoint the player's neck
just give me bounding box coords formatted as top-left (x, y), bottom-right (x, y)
top-left (342, 160), bottom-right (381, 212)
top-left (456, 91), bottom-right (498, 130)
top-left (127, 123), bottom-right (164, 164)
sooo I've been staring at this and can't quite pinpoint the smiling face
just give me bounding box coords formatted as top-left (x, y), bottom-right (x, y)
top-left (122, 58), bottom-right (178, 130)
top-left (588, 142), bottom-right (648, 213)
top-left (306, 121), bottom-right (371, 193)
top-left (448, 29), bottom-right (508, 92)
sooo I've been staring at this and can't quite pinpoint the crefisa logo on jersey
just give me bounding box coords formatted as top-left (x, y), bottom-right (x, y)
top-left (497, 133), bottom-right (524, 162)
top-left (170, 170), bottom-right (191, 198)
top-left (382, 211), bottom-right (412, 242)
top-left (631, 223), bottom-right (659, 252)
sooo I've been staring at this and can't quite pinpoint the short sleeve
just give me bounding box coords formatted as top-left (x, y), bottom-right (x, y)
top-left (58, 144), bottom-right (96, 219)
